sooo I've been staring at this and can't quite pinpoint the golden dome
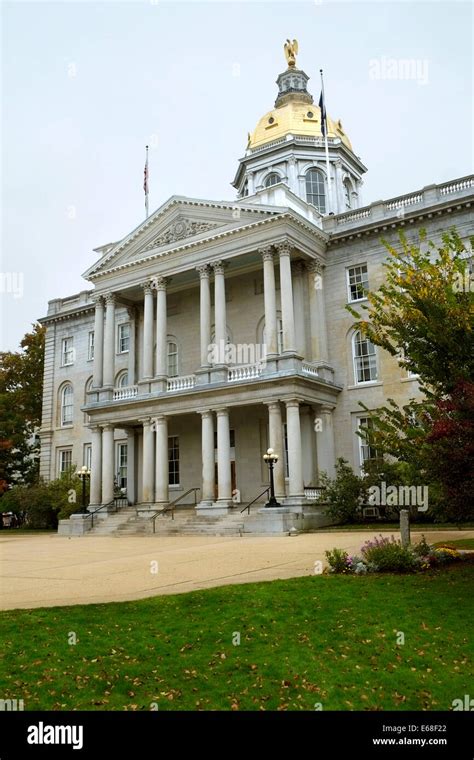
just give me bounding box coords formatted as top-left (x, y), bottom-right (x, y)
top-left (248, 100), bottom-right (352, 150)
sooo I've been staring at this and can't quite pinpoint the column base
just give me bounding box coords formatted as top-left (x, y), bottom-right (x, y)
top-left (261, 357), bottom-right (279, 375)
top-left (151, 377), bottom-right (167, 393)
top-left (195, 367), bottom-right (212, 386)
top-left (277, 353), bottom-right (303, 372)
top-left (280, 495), bottom-right (309, 507)
top-left (137, 378), bottom-right (153, 394)
top-left (209, 365), bottom-right (229, 383)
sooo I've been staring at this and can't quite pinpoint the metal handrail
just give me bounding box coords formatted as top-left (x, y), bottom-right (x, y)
top-left (150, 488), bottom-right (201, 533)
top-left (240, 488), bottom-right (269, 514)
top-left (82, 496), bottom-right (129, 528)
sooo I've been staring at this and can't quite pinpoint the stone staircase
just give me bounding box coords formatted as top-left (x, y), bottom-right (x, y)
top-left (88, 507), bottom-right (249, 537)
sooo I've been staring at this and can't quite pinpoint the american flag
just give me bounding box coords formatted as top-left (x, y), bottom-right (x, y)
top-left (143, 152), bottom-right (149, 194)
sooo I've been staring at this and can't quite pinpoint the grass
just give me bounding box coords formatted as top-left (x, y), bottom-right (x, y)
top-left (1, 562), bottom-right (472, 712)
top-left (322, 523), bottom-right (474, 532)
top-left (433, 538), bottom-right (474, 551)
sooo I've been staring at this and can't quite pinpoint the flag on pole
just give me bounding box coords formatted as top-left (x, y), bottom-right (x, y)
top-left (318, 88), bottom-right (327, 138)
top-left (144, 145), bottom-right (149, 218)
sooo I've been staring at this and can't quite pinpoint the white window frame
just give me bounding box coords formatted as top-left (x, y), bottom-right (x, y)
top-left (117, 322), bottom-right (130, 354)
top-left (61, 337), bottom-right (74, 366)
top-left (88, 331), bottom-right (95, 361)
top-left (305, 168), bottom-right (326, 213)
top-left (58, 448), bottom-right (73, 476)
top-left (61, 384), bottom-right (74, 426)
top-left (358, 417), bottom-right (377, 468)
top-left (352, 331), bottom-right (378, 384)
top-left (116, 441), bottom-right (128, 491)
top-left (167, 341), bottom-right (178, 377)
top-left (117, 371), bottom-right (129, 388)
top-left (168, 435), bottom-right (180, 486)
top-left (347, 264), bottom-right (369, 303)
top-left (264, 172), bottom-right (280, 188)
top-left (83, 443), bottom-right (92, 470)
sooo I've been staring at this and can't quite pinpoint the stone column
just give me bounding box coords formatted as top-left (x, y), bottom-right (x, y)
top-left (155, 277), bottom-right (168, 380)
top-left (127, 307), bottom-right (136, 385)
top-left (335, 160), bottom-right (344, 213)
top-left (103, 293), bottom-right (116, 388)
top-left (307, 261), bottom-right (328, 362)
top-left (101, 423), bottom-right (115, 505)
top-left (285, 400), bottom-right (304, 498)
top-left (126, 429), bottom-right (136, 505)
top-left (277, 241), bottom-right (296, 354)
top-left (260, 247), bottom-right (278, 358)
top-left (197, 265), bottom-right (211, 367)
top-left (316, 404), bottom-right (336, 480)
top-left (292, 260), bottom-right (307, 358)
top-left (141, 283), bottom-right (154, 380)
top-left (92, 296), bottom-right (104, 388)
top-left (266, 402), bottom-right (285, 499)
top-left (154, 415), bottom-right (169, 504)
top-left (140, 417), bottom-right (154, 504)
top-left (89, 425), bottom-right (102, 506)
top-left (199, 410), bottom-right (215, 506)
top-left (288, 157), bottom-right (297, 194)
top-left (215, 407), bottom-right (232, 510)
top-left (213, 261), bottom-right (227, 365)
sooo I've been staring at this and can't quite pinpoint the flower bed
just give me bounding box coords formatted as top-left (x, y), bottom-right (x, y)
top-left (325, 534), bottom-right (462, 574)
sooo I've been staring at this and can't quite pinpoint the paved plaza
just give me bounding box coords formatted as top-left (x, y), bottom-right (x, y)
top-left (1, 530), bottom-right (472, 610)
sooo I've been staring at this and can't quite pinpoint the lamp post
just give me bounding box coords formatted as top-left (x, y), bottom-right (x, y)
top-left (77, 466), bottom-right (91, 513)
top-left (263, 448), bottom-right (281, 508)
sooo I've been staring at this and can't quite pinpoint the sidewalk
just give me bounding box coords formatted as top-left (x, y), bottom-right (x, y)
top-left (1, 530), bottom-right (472, 610)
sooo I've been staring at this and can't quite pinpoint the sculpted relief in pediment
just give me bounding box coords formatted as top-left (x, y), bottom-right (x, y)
top-left (143, 217), bottom-right (222, 252)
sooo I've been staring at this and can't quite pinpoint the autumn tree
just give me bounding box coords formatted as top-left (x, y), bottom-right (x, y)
top-left (0, 323), bottom-right (46, 488)
top-left (348, 228), bottom-right (474, 521)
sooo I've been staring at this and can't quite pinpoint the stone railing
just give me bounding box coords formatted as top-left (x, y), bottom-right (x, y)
top-left (302, 362), bottom-right (320, 378)
top-left (167, 374), bottom-right (196, 392)
top-left (228, 363), bottom-right (263, 382)
top-left (326, 175), bottom-right (474, 233)
top-left (304, 486), bottom-right (326, 502)
top-left (113, 385), bottom-right (138, 400)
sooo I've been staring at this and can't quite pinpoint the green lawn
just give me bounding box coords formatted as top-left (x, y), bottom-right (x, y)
top-left (1, 563), bottom-right (472, 711)
top-left (321, 523), bottom-right (474, 532)
top-left (433, 538), bottom-right (474, 550)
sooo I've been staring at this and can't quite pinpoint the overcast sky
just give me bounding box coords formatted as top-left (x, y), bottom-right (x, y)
top-left (1, 0), bottom-right (472, 350)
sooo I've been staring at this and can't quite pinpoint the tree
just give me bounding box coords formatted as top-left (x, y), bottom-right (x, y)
top-left (0, 324), bottom-right (46, 488)
top-left (347, 228), bottom-right (474, 521)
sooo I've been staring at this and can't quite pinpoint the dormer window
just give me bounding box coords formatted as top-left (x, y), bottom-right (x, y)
top-left (264, 173), bottom-right (280, 188)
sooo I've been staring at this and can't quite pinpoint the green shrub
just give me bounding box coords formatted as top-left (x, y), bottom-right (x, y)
top-left (0, 471), bottom-right (88, 529)
top-left (320, 458), bottom-right (367, 524)
top-left (325, 548), bottom-right (352, 574)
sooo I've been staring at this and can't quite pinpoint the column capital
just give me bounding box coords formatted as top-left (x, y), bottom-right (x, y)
top-left (199, 409), bottom-right (214, 419)
top-left (212, 260), bottom-right (226, 275)
top-left (285, 398), bottom-right (301, 410)
top-left (215, 407), bottom-right (229, 417)
top-left (196, 264), bottom-right (211, 279)
top-left (126, 305), bottom-right (137, 320)
top-left (265, 400), bottom-right (281, 411)
top-left (100, 423), bottom-right (114, 431)
top-left (92, 294), bottom-right (104, 307)
top-left (276, 240), bottom-right (292, 257)
top-left (319, 403), bottom-right (336, 414)
top-left (259, 246), bottom-right (274, 261)
top-left (87, 424), bottom-right (102, 433)
top-left (151, 275), bottom-right (168, 291)
top-left (306, 259), bottom-right (324, 274)
top-left (140, 281), bottom-right (154, 296)
top-left (137, 416), bottom-right (152, 426)
top-left (104, 292), bottom-right (116, 306)
top-left (151, 414), bottom-right (168, 426)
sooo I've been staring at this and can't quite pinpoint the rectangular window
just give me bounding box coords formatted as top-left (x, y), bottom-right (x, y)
top-left (58, 448), bottom-right (73, 476)
top-left (358, 417), bottom-right (377, 467)
top-left (116, 442), bottom-right (127, 490)
top-left (167, 342), bottom-right (178, 377)
top-left (61, 337), bottom-right (74, 366)
top-left (353, 332), bottom-right (378, 383)
top-left (168, 436), bottom-right (179, 486)
top-left (117, 323), bottom-right (130, 354)
top-left (347, 264), bottom-right (369, 302)
top-left (88, 331), bottom-right (95, 361)
top-left (83, 443), bottom-right (92, 471)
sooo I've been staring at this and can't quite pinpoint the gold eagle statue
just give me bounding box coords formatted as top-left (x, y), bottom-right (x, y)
top-left (284, 39), bottom-right (298, 68)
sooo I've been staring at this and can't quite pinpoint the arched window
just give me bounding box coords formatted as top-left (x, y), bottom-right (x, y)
top-left (61, 384), bottom-right (74, 426)
top-left (263, 318), bottom-right (284, 355)
top-left (352, 331), bottom-right (378, 384)
top-left (117, 371), bottom-right (129, 388)
top-left (264, 173), bottom-right (280, 188)
top-left (344, 179), bottom-right (353, 210)
top-left (305, 169), bottom-right (326, 213)
top-left (167, 341), bottom-right (178, 377)
top-left (242, 180), bottom-right (249, 197)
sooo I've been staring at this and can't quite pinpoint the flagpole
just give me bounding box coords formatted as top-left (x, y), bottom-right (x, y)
top-left (144, 145), bottom-right (149, 219)
top-left (320, 69), bottom-right (333, 214)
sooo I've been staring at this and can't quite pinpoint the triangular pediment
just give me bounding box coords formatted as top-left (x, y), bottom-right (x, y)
top-left (84, 196), bottom-right (281, 279)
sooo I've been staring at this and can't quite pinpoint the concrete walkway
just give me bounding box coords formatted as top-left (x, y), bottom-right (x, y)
top-left (0, 530), bottom-right (472, 610)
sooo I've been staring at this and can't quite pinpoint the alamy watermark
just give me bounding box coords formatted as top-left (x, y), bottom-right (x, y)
top-left (368, 482), bottom-right (429, 512)
top-left (207, 340), bottom-right (267, 367)
top-left (369, 57), bottom-right (429, 86)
